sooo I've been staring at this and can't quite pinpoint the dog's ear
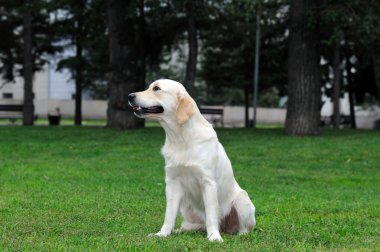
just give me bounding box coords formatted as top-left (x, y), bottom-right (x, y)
top-left (176, 93), bottom-right (194, 125)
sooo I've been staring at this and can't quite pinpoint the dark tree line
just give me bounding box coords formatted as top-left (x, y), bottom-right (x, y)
top-left (285, 0), bottom-right (380, 134)
top-left (0, 0), bottom-right (379, 134)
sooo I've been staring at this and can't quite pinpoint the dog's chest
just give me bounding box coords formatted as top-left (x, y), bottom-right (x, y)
top-left (169, 165), bottom-right (204, 207)
top-left (161, 143), bottom-right (194, 166)
top-left (163, 146), bottom-right (206, 203)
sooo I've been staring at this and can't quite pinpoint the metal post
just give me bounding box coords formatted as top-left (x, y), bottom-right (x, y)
top-left (252, 6), bottom-right (261, 128)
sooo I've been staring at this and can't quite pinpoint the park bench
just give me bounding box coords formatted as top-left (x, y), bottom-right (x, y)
top-left (321, 115), bottom-right (351, 128)
top-left (199, 107), bottom-right (224, 127)
top-left (0, 104), bottom-right (38, 123)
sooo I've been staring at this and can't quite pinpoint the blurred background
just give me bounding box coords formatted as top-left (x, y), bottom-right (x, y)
top-left (0, 0), bottom-right (379, 132)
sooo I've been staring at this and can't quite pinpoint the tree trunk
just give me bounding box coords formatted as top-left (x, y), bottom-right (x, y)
top-left (346, 51), bottom-right (356, 128)
top-left (22, 1), bottom-right (34, 126)
top-left (184, 1), bottom-right (198, 95)
top-left (244, 85), bottom-right (249, 128)
top-left (332, 42), bottom-right (341, 129)
top-left (75, 46), bottom-right (83, 126)
top-left (285, 0), bottom-right (321, 136)
top-left (106, 0), bottom-right (145, 129)
top-left (74, 0), bottom-right (84, 126)
top-left (372, 41), bottom-right (380, 105)
top-left (137, 0), bottom-right (146, 90)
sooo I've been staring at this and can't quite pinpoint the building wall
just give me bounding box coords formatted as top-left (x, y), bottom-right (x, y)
top-left (0, 62), bottom-right (75, 103)
top-left (1, 66), bottom-right (48, 101)
top-left (48, 66), bottom-right (75, 100)
top-left (35, 99), bottom-right (107, 119)
top-left (1, 75), bottom-right (25, 101)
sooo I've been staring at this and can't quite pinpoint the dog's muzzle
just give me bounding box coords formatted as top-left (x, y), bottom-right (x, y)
top-left (128, 93), bottom-right (164, 115)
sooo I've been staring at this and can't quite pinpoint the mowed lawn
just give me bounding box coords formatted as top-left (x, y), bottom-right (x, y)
top-left (0, 126), bottom-right (379, 251)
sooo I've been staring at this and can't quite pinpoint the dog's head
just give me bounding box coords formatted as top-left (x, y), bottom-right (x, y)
top-left (128, 79), bottom-right (195, 125)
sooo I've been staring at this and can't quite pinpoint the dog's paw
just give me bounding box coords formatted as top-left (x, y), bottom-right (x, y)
top-left (174, 228), bottom-right (182, 234)
top-left (208, 233), bottom-right (223, 242)
top-left (148, 231), bottom-right (171, 238)
top-left (156, 231), bottom-right (171, 237)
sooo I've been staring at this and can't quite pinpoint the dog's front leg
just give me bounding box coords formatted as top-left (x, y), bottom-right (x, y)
top-left (202, 178), bottom-right (223, 242)
top-left (155, 179), bottom-right (182, 237)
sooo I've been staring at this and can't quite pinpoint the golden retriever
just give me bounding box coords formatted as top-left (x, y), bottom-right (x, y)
top-left (128, 79), bottom-right (256, 242)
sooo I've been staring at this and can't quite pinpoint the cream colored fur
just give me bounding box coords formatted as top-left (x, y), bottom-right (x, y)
top-left (130, 79), bottom-right (256, 242)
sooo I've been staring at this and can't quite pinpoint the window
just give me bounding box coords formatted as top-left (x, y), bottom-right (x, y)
top-left (2, 93), bottom-right (13, 99)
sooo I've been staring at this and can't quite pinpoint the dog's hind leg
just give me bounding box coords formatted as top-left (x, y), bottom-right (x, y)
top-left (232, 190), bottom-right (256, 234)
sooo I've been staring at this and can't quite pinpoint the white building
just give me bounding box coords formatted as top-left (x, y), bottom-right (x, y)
top-left (1, 63), bottom-right (75, 102)
top-left (0, 62), bottom-right (108, 119)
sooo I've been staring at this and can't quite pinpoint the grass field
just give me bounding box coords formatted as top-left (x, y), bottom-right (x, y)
top-left (0, 126), bottom-right (379, 251)
top-left (0, 118), bottom-right (107, 127)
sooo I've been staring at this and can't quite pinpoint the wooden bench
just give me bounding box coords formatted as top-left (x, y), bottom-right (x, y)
top-left (199, 107), bottom-right (224, 127)
top-left (0, 104), bottom-right (38, 123)
top-left (321, 115), bottom-right (351, 128)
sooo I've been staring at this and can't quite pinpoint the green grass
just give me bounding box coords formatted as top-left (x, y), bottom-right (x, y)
top-left (0, 118), bottom-right (163, 127)
top-left (0, 118), bottom-right (107, 127)
top-left (0, 126), bottom-right (379, 251)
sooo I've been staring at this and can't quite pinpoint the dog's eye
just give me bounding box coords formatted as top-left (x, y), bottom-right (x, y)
top-left (153, 86), bottom-right (161, 91)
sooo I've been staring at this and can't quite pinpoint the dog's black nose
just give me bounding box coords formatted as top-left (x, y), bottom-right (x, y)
top-left (128, 93), bottom-right (136, 102)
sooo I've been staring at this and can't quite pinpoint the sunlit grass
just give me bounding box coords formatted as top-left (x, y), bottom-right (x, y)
top-left (0, 126), bottom-right (379, 251)
top-left (0, 118), bottom-right (163, 127)
top-left (0, 118), bottom-right (106, 126)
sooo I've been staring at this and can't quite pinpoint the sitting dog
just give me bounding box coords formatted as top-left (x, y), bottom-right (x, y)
top-left (128, 79), bottom-right (256, 242)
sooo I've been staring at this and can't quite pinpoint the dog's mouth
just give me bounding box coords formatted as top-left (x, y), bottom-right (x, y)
top-left (132, 105), bottom-right (164, 114)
